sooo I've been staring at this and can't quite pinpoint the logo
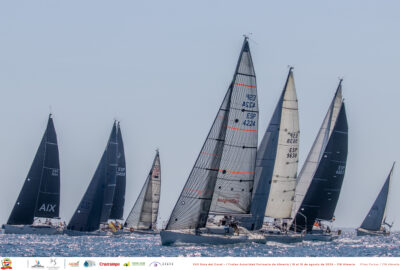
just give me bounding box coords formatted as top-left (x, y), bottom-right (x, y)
top-left (149, 261), bottom-right (161, 267)
top-left (123, 262), bottom-right (130, 267)
top-left (1, 258), bottom-right (12, 270)
top-left (99, 262), bottom-right (120, 267)
top-left (217, 198), bottom-right (239, 204)
top-left (67, 261), bottom-right (79, 267)
top-left (38, 203), bottom-right (56, 212)
top-left (31, 260), bottom-right (44, 268)
top-left (47, 258), bottom-right (60, 270)
top-left (83, 261), bottom-right (96, 268)
top-left (131, 262), bottom-right (145, 267)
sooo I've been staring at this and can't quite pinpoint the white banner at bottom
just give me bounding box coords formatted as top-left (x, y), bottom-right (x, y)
top-left (1, 257), bottom-right (400, 269)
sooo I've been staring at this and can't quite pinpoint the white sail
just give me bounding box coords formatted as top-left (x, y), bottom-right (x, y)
top-left (291, 83), bottom-right (343, 220)
top-left (125, 151), bottom-right (161, 230)
top-left (209, 41), bottom-right (259, 215)
top-left (265, 71), bottom-right (299, 218)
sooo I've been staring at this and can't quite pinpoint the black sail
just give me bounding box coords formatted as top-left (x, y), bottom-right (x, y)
top-left (292, 102), bottom-right (348, 232)
top-left (7, 115), bottom-right (60, 225)
top-left (166, 37), bottom-right (258, 230)
top-left (67, 122), bottom-right (118, 232)
top-left (360, 164), bottom-right (394, 231)
top-left (109, 122), bottom-right (126, 220)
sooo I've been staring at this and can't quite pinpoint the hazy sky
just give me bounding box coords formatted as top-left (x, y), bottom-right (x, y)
top-left (0, 0), bottom-right (399, 230)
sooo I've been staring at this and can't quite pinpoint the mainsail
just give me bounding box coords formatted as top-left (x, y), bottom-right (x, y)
top-left (67, 122), bottom-right (118, 232)
top-left (7, 114), bottom-right (60, 225)
top-left (166, 37), bottom-right (258, 230)
top-left (360, 163), bottom-right (394, 231)
top-left (124, 150), bottom-right (161, 230)
top-left (291, 80), bottom-right (348, 232)
top-left (245, 68), bottom-right (299, 230)
top-left (109, 122), bottom-right (126, 220)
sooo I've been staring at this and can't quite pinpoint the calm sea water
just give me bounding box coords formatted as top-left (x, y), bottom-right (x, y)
top-left (0, 231), bottom-right (399, 257)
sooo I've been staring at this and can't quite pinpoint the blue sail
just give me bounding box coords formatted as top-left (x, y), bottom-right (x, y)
top-left (360, 164), bottom-right (394, 231)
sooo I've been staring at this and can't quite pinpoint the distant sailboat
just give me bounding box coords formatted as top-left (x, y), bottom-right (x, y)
top-left (3, 114), bottom-right (62, 235)
top-left (124, 150), bottom-right (161, 234)
top-left (356, 163), bottom-right (395, 236)
top-left (108, 122), bottom-right (126, 232)
top-left (290, 80), bottom-right (348, 241)
top-left (160, 37), bottom-right (265, 245)
top-left (65, 121), bottom-right (119, 236)
top-left (240, 68), bottom-right (302, 243)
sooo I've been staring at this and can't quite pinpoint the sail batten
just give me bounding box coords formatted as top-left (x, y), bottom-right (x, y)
top-left (7, 115), bottom-right (60, 225)
top-left (166, 38), bottom-right (258, 230)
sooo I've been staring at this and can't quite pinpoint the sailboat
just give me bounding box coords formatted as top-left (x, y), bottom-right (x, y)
top-left (356, 163), bottom-right (395, 236)
top-left (123, 150), bottom-right (161, 234)
top-left (3, 114), bottom-right (62, 235)
top-left (290, 80), bottom-right (348, 241)
top-left (239, 68), bottom-right (302, 243)
top-left (108, 122), bottom-right (126, 233)
top-left (160, 37), bottom-right (265, 245)
top-left (65, 121), bottom-right (119, 236)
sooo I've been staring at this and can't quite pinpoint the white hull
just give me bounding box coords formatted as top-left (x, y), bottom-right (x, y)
top-left (3, 224), bottom-right (62, 235)
top-left (160, 230), bottom-right (266, 246)
top-left (63, 229), bottom-right (108, 236)
top-left (356, 228), bottom-right (390, 236)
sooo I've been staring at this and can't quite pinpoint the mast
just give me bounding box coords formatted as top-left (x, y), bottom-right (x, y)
top-left (360, 163), bottom-right (395, 231)
top-left (7, 114), bottom-right (60, 225)
top-left (166, 37), bottom-right (258, 230)
top-left (124, 150), bottom-right (161, 230)
top-left (109, 122), bottom-right (126, 220)
top-left (245, 68), bottom-right (299, 229)
top-left (67, 122), bottom-right (118, 232)
top-left (291, 80), bottom-right (348, 232)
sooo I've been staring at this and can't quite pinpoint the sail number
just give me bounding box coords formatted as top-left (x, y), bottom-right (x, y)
top-left (243, 112), bottom-right (257, 126)
top-left (286, 132), bottom-right (299, 144)
top-left (336, 165), bottom-right (346, 175)
top-left (287, 147), bottom-right (298, 158)
top-left (242, 101), bottom-right (255, 108)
